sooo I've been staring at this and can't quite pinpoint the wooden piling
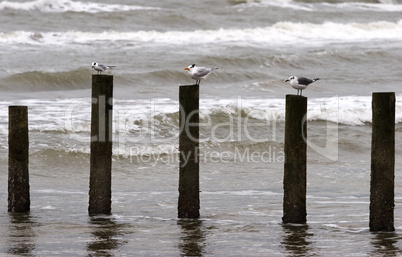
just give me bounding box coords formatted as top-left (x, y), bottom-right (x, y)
top-left (178, 84), bottom-right (200, 219)
top-left (282, 95), bottom-right (307, 224)
top-left (8, 106), bottom-right (30, 213)
top-left (370, 92), bottom-right (395, 232)
top-left (89, 75), bottom-right (113, 216)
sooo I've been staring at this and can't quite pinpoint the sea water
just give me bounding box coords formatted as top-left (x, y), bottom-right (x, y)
top-left (1, 0), bottom-right (402, 256)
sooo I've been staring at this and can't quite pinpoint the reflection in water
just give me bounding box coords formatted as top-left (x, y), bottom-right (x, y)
top-left (371, 232), bottom-right (402, 256)
top-left (178, 219), bottom-right (208, 257)
top-left (87, 216), bottom-right (128, 257)
top-left (7, 213), bottom-right (38, 256)
top-left (281, 224), bottom-right (314, 256)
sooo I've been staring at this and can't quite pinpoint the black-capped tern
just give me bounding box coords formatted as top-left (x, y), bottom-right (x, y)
top-left (91, 62), bottom-right (116, 75)
top-left (184, 64), bottom-right (218, 85)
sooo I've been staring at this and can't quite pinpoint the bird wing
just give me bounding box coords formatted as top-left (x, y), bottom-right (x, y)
top-left (194, 67), bottom-right (212, 77)
top-left (97, 64), bottom-right (107, 70)
top-left (297, 77), bottom-right (314, 86)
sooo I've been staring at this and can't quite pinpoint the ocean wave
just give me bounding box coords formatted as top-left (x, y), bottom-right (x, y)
top-left (229, 0), bottom-right (398, 4)
top-left (1, 96), bottom-right (402, 158)
top-left (254, 0), bottom-right (402, 5)
top-left (0, 69), bottom-right (91, 91)
top-left (28, 139), bottom-right (284, 158)
top-left (31, 146), bottom-right (90, 156)
top-left (327, 1), bottom-right (402, 11)
top-left (1, 20), bottom-right (401, 47)
top-left (234, 0), bottom-right (402, 11)
top-left (127, 144), bottom-right (178, 158)
top-left (1, 96), bottom-right (402, 144)
top-left (234, 0), bottom-right (314, 11)
top-left (29, 143), bottom-right (177, 158)
top-left (0, 0), bottom-right (159, 13)
top-left (199, 96), bottom-right (377, 126)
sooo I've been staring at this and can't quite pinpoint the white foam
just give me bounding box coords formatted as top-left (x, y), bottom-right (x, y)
top-left (241, 0), bottom-right (402, 12)
top-left (324, 224), bottom-right (341, 228)
top-left (1, 20), bottom-right (401, 47)
top-left (327, 2), bottom-right (402, 12)
top-left (42, 205), bottom-right (56, 210)
top-left (236, 0), bottom-right (313, 11)
top-left (2, 95), bottom-right (402, 139)
top-left (35, 189), bottom-right (86, 195)
top-left (1, 95), bottom-right (402, 156)
top-left (204, 190), bottom-right (280, 196)
top-left (0, 0), bottom-right (159, 13)
top-left (123, 144), bottom-right (178, 158)
top-left (211, 95), bottom-right (402, 126)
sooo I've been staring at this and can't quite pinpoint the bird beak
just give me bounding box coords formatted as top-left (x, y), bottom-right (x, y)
top-left (285, 79), bottom-right (289, 82)
top-left (184, 68), bottom-right (189, 70)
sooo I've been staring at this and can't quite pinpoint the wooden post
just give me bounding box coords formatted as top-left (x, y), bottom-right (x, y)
top-left (370, 92), bottom-right (395, 231)
top-left (8, 106), bottom-right (30, 213)
top-left (283, 95), bottom-right (307, 224)
top-left (89, 75), bottom-right (113, 216)
top-left (178, 84), bottom-right (200, 219)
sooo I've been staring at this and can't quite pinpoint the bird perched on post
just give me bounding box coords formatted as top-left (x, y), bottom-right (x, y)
top-left (91, 62), bottom-right (116, 75)
top-left (184, 64), bottom-right (218, 85)
top-left (285, 76), bottom-right (320, 96)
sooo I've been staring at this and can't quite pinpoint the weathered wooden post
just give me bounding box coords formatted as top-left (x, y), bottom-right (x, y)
top-left (178, 84), bottom-right (200, 219)
top-left (8, 106), bottom-right (30, 213)
top-left (283, 95), bottom-right (307, 224)
top-left (89, 75), bottom-right (113, 216)
top-left (370, 92), bottom-right (395, 231)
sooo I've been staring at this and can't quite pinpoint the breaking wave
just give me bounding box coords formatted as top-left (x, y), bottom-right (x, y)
top-left (1, 96), bottom-right (402, 157)
top-left (1, 20), bottom-right (401, 47)
top-left (1, 96), bottom-right (402, 137)
top-left (0, 0), bottom-right (159, 13)
top-left (230, 0), bottom-right (402, 9)
top-left (0, 69), bottom-right (91, 91)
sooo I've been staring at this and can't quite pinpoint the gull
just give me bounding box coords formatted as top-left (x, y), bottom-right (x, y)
top-left (285, 76), bottom-right (320, 96)
top-left (91, 62), bottom-right (116, 75)
top-left (184, 64), bottom-right (218, 85)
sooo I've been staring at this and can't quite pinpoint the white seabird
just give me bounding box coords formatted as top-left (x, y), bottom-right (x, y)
top-left (92, 62), bottom-right (116, 75)
top-left (285, 76), bottom-right (320, 96)
top-left (184, 64), bottom-right (218, 85)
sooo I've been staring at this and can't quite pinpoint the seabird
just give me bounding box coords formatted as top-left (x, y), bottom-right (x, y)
top-left (184, 64), bottom-right (218, 85)
top-left (285, 76), bottom-right (320, 96)
top-left (91, 62), bottom-right (116, 75)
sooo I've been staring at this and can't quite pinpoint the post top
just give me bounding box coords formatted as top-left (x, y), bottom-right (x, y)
top-left (179, 84), bottom-right (199, 87)
top-left (372, 92), bottom-right (395, 96)
top-left (9, 105), bottom-right (28, 108)
top-left (286, 94), bottom-right (307, 99)
top-left (92, 74), bottom-right (113, 77)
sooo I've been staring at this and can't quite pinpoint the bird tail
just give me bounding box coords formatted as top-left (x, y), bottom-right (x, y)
top-left (211, 67), bottom-right (218, 71)
top-left (313, 78), bottom-right (320, 82)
